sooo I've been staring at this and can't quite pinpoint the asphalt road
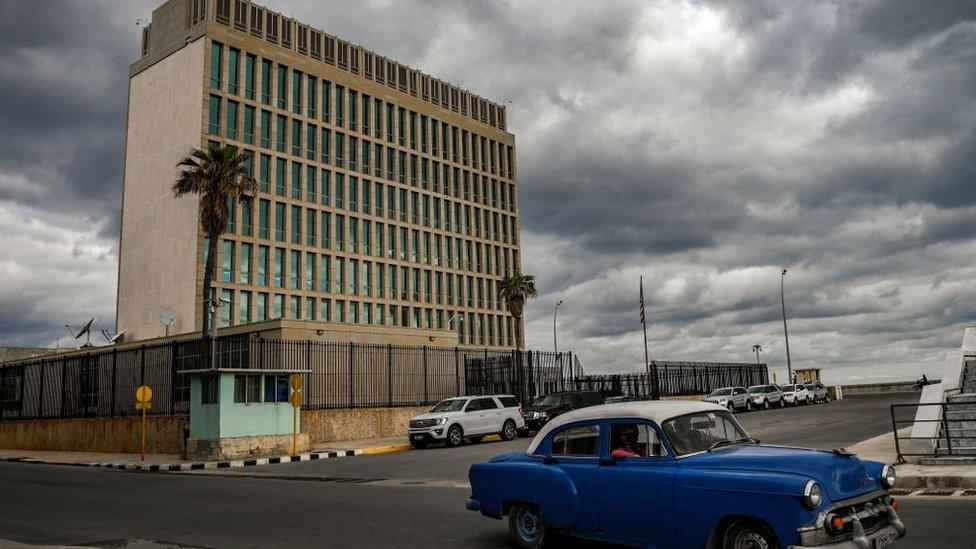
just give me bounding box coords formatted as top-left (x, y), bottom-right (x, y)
top-left (2, 392), bottom-right (971, 549)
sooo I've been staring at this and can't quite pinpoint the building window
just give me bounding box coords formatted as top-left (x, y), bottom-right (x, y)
top-left (276, 65), bottom-right (287, 110)
top-left (234, 374), bottom-right (262, 404)
top-left (228, 48), bottom-right (240, 94)
top-left (239, 290), bottom-right (251, 323)
top-left (210, 42), bottom-right (222, 89)
top-left (261, 59), bottom-right (272, 104)
top-left (257, 245), bottom-right (268, 285)
top-left (264, 375), bottom-right (289, 403)
top-left (208, 95), bottom-right (221, 134)
top-left (226, 100), bottom-right (238, 139)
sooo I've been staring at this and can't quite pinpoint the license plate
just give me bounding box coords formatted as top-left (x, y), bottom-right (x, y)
top-left (874, 530), bottom-right (898, 548)
top-left (411, 435), bottom-right (424, 441)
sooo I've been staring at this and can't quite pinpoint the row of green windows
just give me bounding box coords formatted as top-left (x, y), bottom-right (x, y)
top-left (215, 238), bottom-right (509, 312)
top-left (208, 94), bottom-right (517, 216)
top-left (210, 41), bottom-right (515, 181)
top-left (227, 199), bottom-right (517, 278)
top-left (216, 286), bottom-right (513, 347)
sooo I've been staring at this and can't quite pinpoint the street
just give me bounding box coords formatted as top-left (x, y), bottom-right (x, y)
top-left (1, 393), bottom-right (973, 548)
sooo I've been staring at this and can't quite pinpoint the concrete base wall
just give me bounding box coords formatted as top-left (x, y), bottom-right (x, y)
top-left (302, 406), bottom-right (429, 444)
top-left (0, 416), bottom-right (186, 454)
top-left (841, 381), bottom-right (930, 397)
top-left (186, 433), bottom-right (310, 460)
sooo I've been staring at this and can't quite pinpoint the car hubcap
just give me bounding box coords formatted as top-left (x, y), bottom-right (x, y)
top-left (450, 430), bottom-right (461, 444)
top-left (517, 508), bottom-right (540, 541)
top-left (734, 531), bottom-right (770, 549)
top-left (505, 424), bottom-right (515, 438)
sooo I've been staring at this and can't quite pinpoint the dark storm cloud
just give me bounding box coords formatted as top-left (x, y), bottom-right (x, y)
top-left (1, 0), bottom-right (974, 383)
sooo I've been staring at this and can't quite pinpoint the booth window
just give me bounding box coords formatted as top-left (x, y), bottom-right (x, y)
top-left (234, 374), bottom-right (261, 403)
top-left (264, 374), bottom-right (290, 403)
top-left (202, 374), bottom-right (219, 405)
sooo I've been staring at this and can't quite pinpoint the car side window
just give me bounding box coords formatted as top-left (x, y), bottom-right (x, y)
top-left (609, 423), bottom-right (667, 458)
top-left (465, 399), bottom-right (482, 412)
top-left (551, 424), bottom-right (600, 457)
top-left (499, 396), bottom-right (519, 408)
top-left (478, 397), bottom-right (499, 409)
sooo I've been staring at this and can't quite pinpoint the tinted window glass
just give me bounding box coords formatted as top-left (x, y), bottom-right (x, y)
top-left (430, 398), bottom-right (465, 413)
top-left (499, 396), bottom-right (519, 408)
top-left (583, 392), bottom-right (604, 406)
top-left (465, 399), bottom-right (483, 412)
top-left (478, 397), bottom-right (499, 410)
top-left (551, 425), bottom-right (600, 456)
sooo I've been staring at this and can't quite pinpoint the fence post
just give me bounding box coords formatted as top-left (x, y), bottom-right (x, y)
top-left (110, 348), bottom-right (118, 417)
top-left (388, 343), bottom-right (393, 406)
top-left (527, 350), bottom-right (535, 401)
top-left (423, 345), bottom-right (429, 404)
top-left (38, 361), bottom-right (46, 418)
top-left (454, 347), bottom-right (461, 396)
top-left (348, 341), bottom-right (355, 407)
top-left (651, 361), bottom-right (660, 400)
top-left (169, 341), bottom-right (178, 414)
top-left (140, 345), bottom-right (146, 386)
top-left (18, 366), bottom-right (26, 418)
top-left (59, 357), bottom-right (67, 418)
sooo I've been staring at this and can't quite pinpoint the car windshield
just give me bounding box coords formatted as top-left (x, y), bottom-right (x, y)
top-left (429, 399), bottom-right (466, 413)
top-left (662, 411), bottom-right (751, 456)
top-left (533, 394), bottom-right (563, 406)
top-left (709, 388), bottom-right (732, 396)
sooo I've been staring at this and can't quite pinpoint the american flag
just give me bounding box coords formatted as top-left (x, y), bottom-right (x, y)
top-left (639, 276), bottom-right (646, 325)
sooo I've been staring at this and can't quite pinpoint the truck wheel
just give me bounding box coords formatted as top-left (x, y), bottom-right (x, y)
top-left (502, 420), bottom-right (518, 441)
top-left (509, 503), bottom-right (547, 549)
top-left (410, 439), bottom-right (428, 450)
top-left (446, 424), bottom-right (464, 447)
top-left (723, 519), bottom-right (779, 549)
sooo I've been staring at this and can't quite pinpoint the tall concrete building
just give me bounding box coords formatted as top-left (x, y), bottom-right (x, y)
top-left (117, 0), bottom-right (520, 347)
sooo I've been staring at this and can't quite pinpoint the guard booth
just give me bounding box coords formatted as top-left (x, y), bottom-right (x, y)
top-left (794, 368), bottom-right (822, 384)
top-left (180, 366), bottom-right (310, 460)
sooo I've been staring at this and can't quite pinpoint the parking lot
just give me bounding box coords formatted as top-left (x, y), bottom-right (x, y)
top-left (1, 392), bottom-right (974, 548)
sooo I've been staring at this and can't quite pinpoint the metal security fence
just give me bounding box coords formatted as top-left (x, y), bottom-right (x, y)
top-left (573, 361), bottom-right (769, 399)
top-left (0, 336), bottom-right (571, 420)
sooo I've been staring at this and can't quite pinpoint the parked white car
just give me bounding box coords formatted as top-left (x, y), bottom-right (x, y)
top-left (746, 384), bottom-right (785, 409)
top-left (408, 395), bottom-right (525, 449)
top-left (703, 386), bottom-right (749, 411)
top-left (781, 384), bottom-right (812, 405)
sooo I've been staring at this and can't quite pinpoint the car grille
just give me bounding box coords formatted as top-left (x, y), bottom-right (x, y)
top-left (798, 495), bottom-right (893, 546)
top-left (410, 419), bottom-right (437, 428)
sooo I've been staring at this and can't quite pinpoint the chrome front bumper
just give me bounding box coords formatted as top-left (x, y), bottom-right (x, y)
top-left (792, 504), bottom-right (906, 548)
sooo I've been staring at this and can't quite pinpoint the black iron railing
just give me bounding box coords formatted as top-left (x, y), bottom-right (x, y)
top-left (890, 402), bottom-right (974, 462)
top-left (574, 362), bottom-right (769, 399)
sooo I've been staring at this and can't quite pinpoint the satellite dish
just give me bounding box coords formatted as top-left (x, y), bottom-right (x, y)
top-left (64, 317), bottom-right (95, 348)
top-left (101, 329), bottom-right (126, 345)
top-left (160, 308), bottom-right (178, 337)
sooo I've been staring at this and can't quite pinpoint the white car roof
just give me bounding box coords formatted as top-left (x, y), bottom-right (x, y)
top-left (525, 400), bottom-right (728, 454)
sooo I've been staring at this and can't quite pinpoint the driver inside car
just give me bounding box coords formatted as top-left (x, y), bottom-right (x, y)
top-left (611, 424), bottom-right (642, 458)
top-left (665, 415), bottom-right (709, 454)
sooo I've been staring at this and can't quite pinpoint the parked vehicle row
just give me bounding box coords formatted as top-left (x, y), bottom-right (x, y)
top-left (705, 382), bottom-right (830, 411)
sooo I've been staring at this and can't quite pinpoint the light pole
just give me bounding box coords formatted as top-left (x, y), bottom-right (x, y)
top-left (448, 313), bottom-right (464, 346)
top-left (752, 343), bottom-right (762, 365)
top-left (553, 300), bottom-right (563, 354)
top-left (781, 269), bottom-right (793, 384)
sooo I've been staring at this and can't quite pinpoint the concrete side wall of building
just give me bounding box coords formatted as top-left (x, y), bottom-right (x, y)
top-left (301, 406), bottom-right (428, 444)
top-left (0, 416), bottom-right (186, 454)
top-left (116, 37), bottom-right (205, 343)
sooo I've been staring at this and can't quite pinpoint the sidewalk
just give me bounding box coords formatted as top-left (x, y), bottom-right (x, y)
top-left (0, 436), bottom-right (416, 473)
top-left (848, 429), bottom-right (976, 489)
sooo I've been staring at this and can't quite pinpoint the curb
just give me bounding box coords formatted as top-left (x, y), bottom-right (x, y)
top-left (896, 473), bottom-right (976, 490)
top-left (1, 449), bottom-right (369, 472)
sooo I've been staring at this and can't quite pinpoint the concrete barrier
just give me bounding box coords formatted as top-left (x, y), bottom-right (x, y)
top-left (0, 416), bottom-right (186, 454)
top-left (301, 406), bottom-right (430, 444)
top-left (840, 381), bottom-right (930, 397)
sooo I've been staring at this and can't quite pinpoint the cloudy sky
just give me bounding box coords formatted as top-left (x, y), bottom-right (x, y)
top-left (1, 0), bottom-right (974, 383)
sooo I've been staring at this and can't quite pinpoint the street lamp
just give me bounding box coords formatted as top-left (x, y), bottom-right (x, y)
top-left (781, 269), bottom-right (793, 384)
top-left (752, 344), bottom-right (762, 365)
top-left (448, 313), bottom-right (464, 346)
top-left (553, 300), bottom-right (563, 354)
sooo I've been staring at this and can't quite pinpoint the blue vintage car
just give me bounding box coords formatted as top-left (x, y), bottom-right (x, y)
top-left (467, 401), bottom-right (905, 548)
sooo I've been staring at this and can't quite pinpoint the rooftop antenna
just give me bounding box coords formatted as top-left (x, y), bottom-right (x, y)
top-left (160, 308), bottom-right (178, 337)
top-left (64, 317), bottom-right (94, 348)
top-left (101, 329), bottom-right (126, 345)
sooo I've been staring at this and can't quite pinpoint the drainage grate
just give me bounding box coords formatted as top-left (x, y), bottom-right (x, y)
top-left (889, 489), bottom-right (913, 496)
top-left (961, 490), bottom-right (976, 497)
top-left (917, 489), bottom-right (956, 496)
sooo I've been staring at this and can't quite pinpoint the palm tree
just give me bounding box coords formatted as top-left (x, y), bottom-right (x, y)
top-left (498, 272), bottom-right (538, 351)
top-left (173, 142), bottom-right (257, 336)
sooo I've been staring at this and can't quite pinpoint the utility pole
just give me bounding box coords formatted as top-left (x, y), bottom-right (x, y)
top-left (553, 300), bottom-right (563, 354)
top-left (781, 269), bottom-right (793, 384)
top-left (752, 343), bottom-right (762, 365)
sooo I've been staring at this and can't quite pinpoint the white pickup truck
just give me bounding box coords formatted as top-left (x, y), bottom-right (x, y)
top-left (408, 395), bottom-right (525, 449)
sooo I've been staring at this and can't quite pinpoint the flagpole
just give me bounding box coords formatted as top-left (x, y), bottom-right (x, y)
top-left (640, 276), bottom-right (650, 375)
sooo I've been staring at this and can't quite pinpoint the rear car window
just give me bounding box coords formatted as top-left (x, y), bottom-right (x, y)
top-left (582, 392), bottom-right (603, 406)
top-left (498, 396), bottom-right (519, 408)
top-left (551, 424), bottom-right (600, 456)
top-left (477, 397), bottom-right (499, 409)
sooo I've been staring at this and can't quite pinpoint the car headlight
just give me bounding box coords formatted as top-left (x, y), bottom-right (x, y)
top-left (804, 480), bottom-right (823, 508)
top-left (882, 464), bottom-right (896, 488)
top-left (433, 417), bottom-right (447, 425)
